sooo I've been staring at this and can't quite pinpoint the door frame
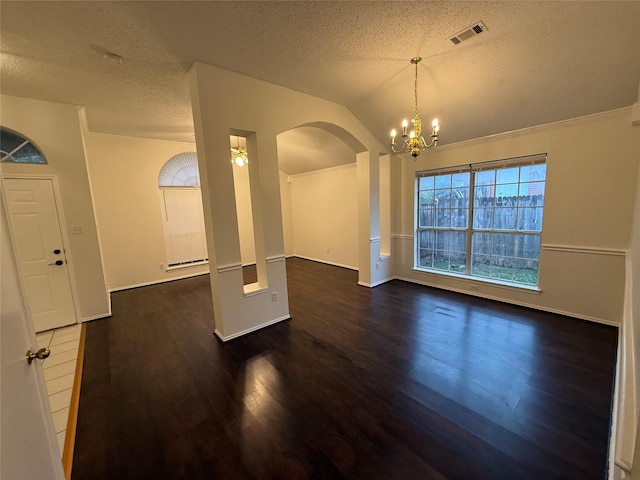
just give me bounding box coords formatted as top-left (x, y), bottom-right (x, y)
top-left (1, 174), bottom-right (81, 327)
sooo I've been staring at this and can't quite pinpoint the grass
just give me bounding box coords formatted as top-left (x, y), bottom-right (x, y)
top-left (419, 257), bottom-right (539, 285)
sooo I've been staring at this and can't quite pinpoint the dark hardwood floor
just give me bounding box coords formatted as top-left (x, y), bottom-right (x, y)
top-left (72, 258), bottom-right (618, 480)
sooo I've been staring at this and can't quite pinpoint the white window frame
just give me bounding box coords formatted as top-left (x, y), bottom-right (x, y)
top-left (415, 154), bottom-right (546, 289)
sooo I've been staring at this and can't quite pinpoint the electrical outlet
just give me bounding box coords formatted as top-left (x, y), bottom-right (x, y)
top-left (271, 292), bottom-right (278, 302)
top-left (71, 225), bottom-right (84, 235)
top-left (160, 263), bottom-right (165, 270)
top-left (470, 285), bottom-right (480, 292)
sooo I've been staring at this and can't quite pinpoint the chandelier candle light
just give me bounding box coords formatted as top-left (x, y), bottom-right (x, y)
top-left (390, 57), bottom-right (440, 157)
top-left (231, 137), bottom-right (248, 167)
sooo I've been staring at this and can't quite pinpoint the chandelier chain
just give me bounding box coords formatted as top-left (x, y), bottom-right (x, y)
top-left (414, 61), bottom-right (419, 116)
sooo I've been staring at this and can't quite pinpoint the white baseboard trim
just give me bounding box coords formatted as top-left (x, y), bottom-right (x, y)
top-left (293, 255), bottom-right (358, 271)
top-left (214, 314), bottom-right (290, 342)
top-left (80, 312), bottom-right (111, 322)
top-left (109, 271), bottom-right (210, 293)
top-left (394, 275), bottom-right (620, 327)
top-left (358, 277), bottom-right (394, 288)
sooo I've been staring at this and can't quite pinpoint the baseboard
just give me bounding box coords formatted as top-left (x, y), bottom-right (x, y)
top-left (357, 277), bottom-right (394, 288)
top-left (293, 255), bottom-right (358, 271)
top-left (80, 312), bottom-right (111, 322)
top-left (108, 271), bottom-right (210, 293)
top-left (393, 275), bottom-right (620, 327)
top-left (214, 315), bottom-right (290, 342)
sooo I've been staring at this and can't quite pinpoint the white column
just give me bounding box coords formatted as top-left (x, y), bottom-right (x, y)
top-left (189, 68), bottom-right (290, 341)
top-left (357, 151), bottom-right (393, 288)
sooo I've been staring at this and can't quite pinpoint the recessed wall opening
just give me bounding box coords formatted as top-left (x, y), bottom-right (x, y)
top-left (230, 134), bottom-right (266, 291)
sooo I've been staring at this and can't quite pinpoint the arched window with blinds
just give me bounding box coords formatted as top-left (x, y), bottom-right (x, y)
top-left (158, 153), bottom-right (208, 268)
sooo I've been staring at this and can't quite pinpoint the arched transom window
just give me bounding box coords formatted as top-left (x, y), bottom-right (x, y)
top-left (1, 127), bottom-right (48, 164)
top-left (158, 152), bottom-right (200, 187)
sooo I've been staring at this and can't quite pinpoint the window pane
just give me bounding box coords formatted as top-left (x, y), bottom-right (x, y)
top-left (435, 189), bottom-right (451, 206)
top-left (418, 191), bottom-right (432, 207)
top-left (419, 176), bottom-right (434, 190)
top-left (417, 230), bottom-right (435, 268)
top-left (496, 167), bottom-right (519, 184)
top-left (492, 233), bottom-right (515, 257)
top-left (520, 164), bottom-right (546, 182)
top-left (9, 142), bottom-right (47, 164)
top-left (418, 207), bottom-right (434, 227)
top-left (472, 233), bottom-right (491, 254)
top-left (514, 234), bottom-right (540, 260)
top-left (452, 173), bottom-right (470, 188)
top-left (449, 251), bottom-right (467, 273)
top-left (451, 208), bottom-right (468, 228)
top-left (519, 182), bottom-right (545, 206)
top-left (473, 208), bottom-right (493, 229)
top-left (450, 231), bottom-right (467, 253)
top-left (475, 170), bottom-right (495, 186)
top-left (490, 255), bottom-right (514, 281)
top-left (513, 259), bottom-right (539, 284)
top-left (517, 207), bottom-right (543, 231)
top-left (435, 175), bottom-right (451, 189)
top-left (451, 187), bottom-right (469, 203)
top-left (471, 254), bottom-right (491, 277)
top-left (496, 183), bottom-right (518, 200)
top-left (433, 250), bottom-right (450, 271)
top-left (435, 209), bottom-right (451, 228)
top-left (493, 207), bottom-right (516, 230)
top-left (474, 186), bottom-right (495, 207)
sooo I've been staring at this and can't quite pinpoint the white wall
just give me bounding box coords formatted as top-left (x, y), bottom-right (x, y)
top-left (393, 108), bottom-right (639, 325)
top-left (280, 170), bottom-right (294, 257)
top-left (624, 128), bottom-right (640, 478)
top-left (0, 95), bottom-right (110, 321)
top-left (290, 164), bottom-right (358, 270)
top-left (84, 131), bottom-right (294, 290)
top-left (83, 132), bottom-right (209, 290)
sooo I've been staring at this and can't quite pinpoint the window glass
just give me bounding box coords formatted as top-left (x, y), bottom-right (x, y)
top-left (0, 127), bottom-right (47, 164)
top-left (416, 157), bottom-right (545, 286)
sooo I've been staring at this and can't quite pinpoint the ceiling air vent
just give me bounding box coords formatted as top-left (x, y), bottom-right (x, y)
top-left (449, 21), bottom-right (487, 45)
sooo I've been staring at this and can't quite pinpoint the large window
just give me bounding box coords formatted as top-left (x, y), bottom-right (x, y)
top-left (158, 153), bottom-right (208, 268)
top-left (416, 154), bottom-right (546, 286)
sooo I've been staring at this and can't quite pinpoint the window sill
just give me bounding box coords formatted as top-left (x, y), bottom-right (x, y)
top-left (167, 260), bottom-right (209, 272)
top-left (412, 267), bottom-right (541, 294)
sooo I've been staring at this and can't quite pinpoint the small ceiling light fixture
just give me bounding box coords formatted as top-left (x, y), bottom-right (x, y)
top-left (390, 57), bottom-right (440, 158)
top-left (231, 139), bottom-right (248, 167)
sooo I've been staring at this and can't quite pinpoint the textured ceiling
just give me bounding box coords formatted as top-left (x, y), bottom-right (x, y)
top-left (1, 1), bottom-right (639, 174)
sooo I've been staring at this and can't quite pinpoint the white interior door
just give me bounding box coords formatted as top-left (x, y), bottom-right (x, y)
top-left (3, 177), bottom-right (76, 332)
top-left (1, 191), bottom-right (66, 480)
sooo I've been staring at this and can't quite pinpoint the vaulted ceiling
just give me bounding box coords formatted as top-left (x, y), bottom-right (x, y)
top-left (1, 1), bottom-right (639, 174)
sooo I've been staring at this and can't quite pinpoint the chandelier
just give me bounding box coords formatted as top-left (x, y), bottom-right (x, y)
top-left (231, 137), bottom-right (248, 167)
top-left (390, 57), bottom-right (440, 157)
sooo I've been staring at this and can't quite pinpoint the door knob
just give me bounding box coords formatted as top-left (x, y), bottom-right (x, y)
top-left (53, 249), bottom-right (61, 254)
top-left (26, 347), bottom-right (50, 365)
top-left (48, 260), bottom-right (64, 266)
